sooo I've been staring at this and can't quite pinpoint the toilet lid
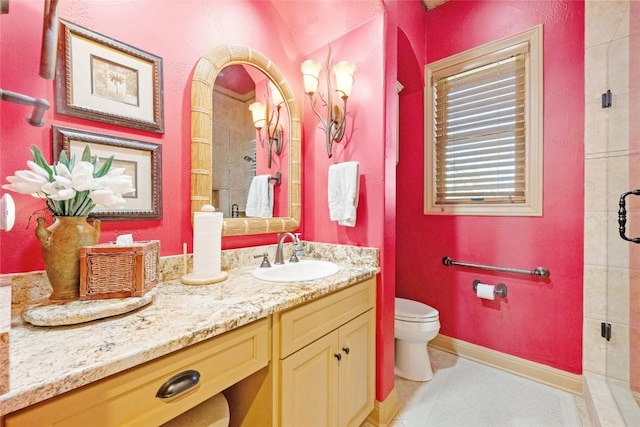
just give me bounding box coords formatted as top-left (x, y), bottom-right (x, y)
top-left (395, 298), bottom-right (439, 321)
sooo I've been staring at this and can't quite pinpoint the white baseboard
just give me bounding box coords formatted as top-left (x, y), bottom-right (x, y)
top-left (430, 334), bottom-right (583, 395)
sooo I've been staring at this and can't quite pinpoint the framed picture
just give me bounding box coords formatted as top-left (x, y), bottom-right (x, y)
top-left (55, 20), bottom-right (164, 133)
top-left (52, 126), bottom-right (163, 220)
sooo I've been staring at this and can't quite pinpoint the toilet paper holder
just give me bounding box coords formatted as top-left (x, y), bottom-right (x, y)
top-left (473, 279), bottom-right (507, 298)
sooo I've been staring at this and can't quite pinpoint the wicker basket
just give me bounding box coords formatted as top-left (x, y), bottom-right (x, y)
top-left (79, 240), bottom-right (160, 300)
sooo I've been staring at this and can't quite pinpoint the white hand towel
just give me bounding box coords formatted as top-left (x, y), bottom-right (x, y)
top-left (245, 175), bottom-right (273, 218)
top-left (328, 161), bottom-right (360, 227)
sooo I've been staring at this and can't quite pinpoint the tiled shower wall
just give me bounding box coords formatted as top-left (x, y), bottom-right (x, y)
top-left (584, 0), bottom-right (640, 423)
top-left (212, 89), bottom-right (256, 218)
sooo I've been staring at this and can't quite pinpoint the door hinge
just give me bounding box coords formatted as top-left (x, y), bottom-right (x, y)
top-left (601, 322), bottom-right (611, 341)
top-left (602, 89), bottom-right (612, 108)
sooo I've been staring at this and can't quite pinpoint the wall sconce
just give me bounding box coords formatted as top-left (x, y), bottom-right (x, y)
top-left (301, 47), bottom-right (356, 158)
top-left (249, 81), bottom-right (284, 169)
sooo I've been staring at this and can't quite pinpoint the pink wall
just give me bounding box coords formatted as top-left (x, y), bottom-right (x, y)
top-left (300, 15), bottom-right (395, 401)
top-left (1, 0), bottom-right (586, 410)
top-left (381, 0), bottom-right (429, 403)
top-left (396, 0), bottom-right (585, 374)
top-left (0, 0), bottom-right (303, 272)
top-left (1, 0), bottom-right (398, 402)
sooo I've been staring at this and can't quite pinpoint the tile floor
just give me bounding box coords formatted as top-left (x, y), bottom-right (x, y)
top-left (366, 347), bottom-right (593, 427)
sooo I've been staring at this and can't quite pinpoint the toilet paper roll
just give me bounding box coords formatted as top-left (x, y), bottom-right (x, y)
top-left (161, 392), bottom-right (229, 427)
top-left (476, 283), bottom-right (495, 300)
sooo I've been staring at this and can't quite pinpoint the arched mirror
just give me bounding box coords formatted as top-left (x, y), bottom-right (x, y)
top-left (191, 45), bottom-right (301, 236)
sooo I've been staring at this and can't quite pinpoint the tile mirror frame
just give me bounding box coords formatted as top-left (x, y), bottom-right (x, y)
top-left (191, 45), bottom-right (301, 235)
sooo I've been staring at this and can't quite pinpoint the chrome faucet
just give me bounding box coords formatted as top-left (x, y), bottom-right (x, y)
top-left (274, 232), bottom-right (299, 264)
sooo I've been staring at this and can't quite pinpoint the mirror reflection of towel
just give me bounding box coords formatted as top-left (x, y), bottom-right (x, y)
top-left (246, 175), bottom-right (273, 218)
top-left (328, 161), bottom-right (360, 227)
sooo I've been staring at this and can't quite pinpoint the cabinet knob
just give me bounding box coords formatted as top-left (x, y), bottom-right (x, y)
top-left (342, 347), bottom-right (350, 355)
top-left (156, 370), bottom-right (201, 399)
top-left (334, 353), bottom-right (342, 361)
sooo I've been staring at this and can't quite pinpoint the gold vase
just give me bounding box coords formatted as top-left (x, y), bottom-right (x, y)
top-left (36, 216), bottom-right (101, 301)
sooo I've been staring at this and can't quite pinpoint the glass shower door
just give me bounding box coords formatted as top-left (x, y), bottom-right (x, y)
top-left (603, 1), bottom-right (640, 423)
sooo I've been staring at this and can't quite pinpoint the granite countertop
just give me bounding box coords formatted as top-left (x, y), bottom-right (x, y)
top-left (0, 242), bottom-right (379, 416)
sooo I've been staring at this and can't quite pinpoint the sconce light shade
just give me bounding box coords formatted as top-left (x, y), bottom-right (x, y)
top-left (249, 102), bottom-right (267, 129)
top-left (333, 61), bottom-right (356, 98)
top-left (301, 60), bottom-right (321, 95)
top-left (268, 81), bottom-right (284, 107)
top-left (249, 83), bottom-right (285, 169)
top-left (300, 47), bottom-right (355, 158)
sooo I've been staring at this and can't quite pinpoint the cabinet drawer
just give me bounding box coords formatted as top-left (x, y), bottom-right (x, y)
top-left (5, 318), bottom-right (269, 427)
top-left (279, 279), bottom-right (375, 358)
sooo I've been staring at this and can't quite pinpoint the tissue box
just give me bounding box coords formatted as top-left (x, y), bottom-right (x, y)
top-left (79, 240), bottom-right (160, 300)
top-left (0, 277), bottom-right (10, 394)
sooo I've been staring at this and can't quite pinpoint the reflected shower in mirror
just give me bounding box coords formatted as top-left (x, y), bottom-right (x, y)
top-left (211, 64), bottom-right (290, 219)
top-left (211, 64), bottom-right (257, 218)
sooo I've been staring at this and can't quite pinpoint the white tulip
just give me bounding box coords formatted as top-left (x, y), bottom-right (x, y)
top-left (71, 161), bottom-right (96, 191)
top-left (53, 175), bottom-right (73, 188)
top-left (54, 162), bottom-right (72, 179)
top-left (51, 188), bottom-right (76, 201)
top-left (107, 167), bottom-right (126, 176)
top-left (41, 182), bottom-right (76, 201)
top-left (27, 160), bottom-right (50, 179)
top-left (2, 171), bottom-right (48, 194)
top-left (95, 173), bottom-right (135, 196)
top-left (89, 189), bottom-right (126, 208)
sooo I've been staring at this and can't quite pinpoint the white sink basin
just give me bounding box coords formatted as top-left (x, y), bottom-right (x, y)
top-left (251, 260), bottom-right (340, 283)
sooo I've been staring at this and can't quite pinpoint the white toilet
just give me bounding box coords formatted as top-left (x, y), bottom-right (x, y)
top-left (394, 297), bottom-right (440, 381)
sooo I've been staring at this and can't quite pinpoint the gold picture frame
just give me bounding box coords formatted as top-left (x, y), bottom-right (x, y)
top-left (52, 126), bottom-right (163, 220)
top-left (55, 20), bottom-right (164, 133)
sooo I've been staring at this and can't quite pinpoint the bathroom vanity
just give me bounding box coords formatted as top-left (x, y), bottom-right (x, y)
top-left (0, 248), bottom-right (378, 427)
top-left (277, 278), bottom-right (375, 426)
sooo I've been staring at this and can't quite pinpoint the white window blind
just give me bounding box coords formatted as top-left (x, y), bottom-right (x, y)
top-left (433, 52), bottom-right (527, 205)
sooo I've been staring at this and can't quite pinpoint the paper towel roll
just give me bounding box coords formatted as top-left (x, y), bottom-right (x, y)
top-left (476, 283), bottom-right (495, 300)
top-left (192, 207), bottom-right (222, 277)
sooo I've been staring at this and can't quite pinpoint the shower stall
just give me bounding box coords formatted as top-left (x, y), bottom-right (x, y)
top-left (584, 1), bottom-right (640, 425)
top-left (211, 85), bottom-right (257, 218)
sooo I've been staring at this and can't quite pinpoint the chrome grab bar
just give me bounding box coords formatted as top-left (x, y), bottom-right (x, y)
top-left (442, 256), bottom-right (550, 279)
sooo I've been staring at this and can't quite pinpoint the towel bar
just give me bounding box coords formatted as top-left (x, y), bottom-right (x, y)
top-left (442, 256), bottom-right (550, 278)
top-left (270, 172), bottom-right (281, 186)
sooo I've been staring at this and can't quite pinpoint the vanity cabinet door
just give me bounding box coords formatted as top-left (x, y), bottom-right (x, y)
top-left (279, 309), bottom-right (375, 427)
top-left (338, 309), bottom-right (375, 427)
top-left (280, 330), bottom-right (340, 427)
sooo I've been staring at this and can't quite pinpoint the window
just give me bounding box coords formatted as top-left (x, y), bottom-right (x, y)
top-left (424, 25), bottom-right (543, 216)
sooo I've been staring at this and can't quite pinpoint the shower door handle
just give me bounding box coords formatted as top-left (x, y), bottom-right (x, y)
top-left (618, 189), bottom-right (640, 244)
